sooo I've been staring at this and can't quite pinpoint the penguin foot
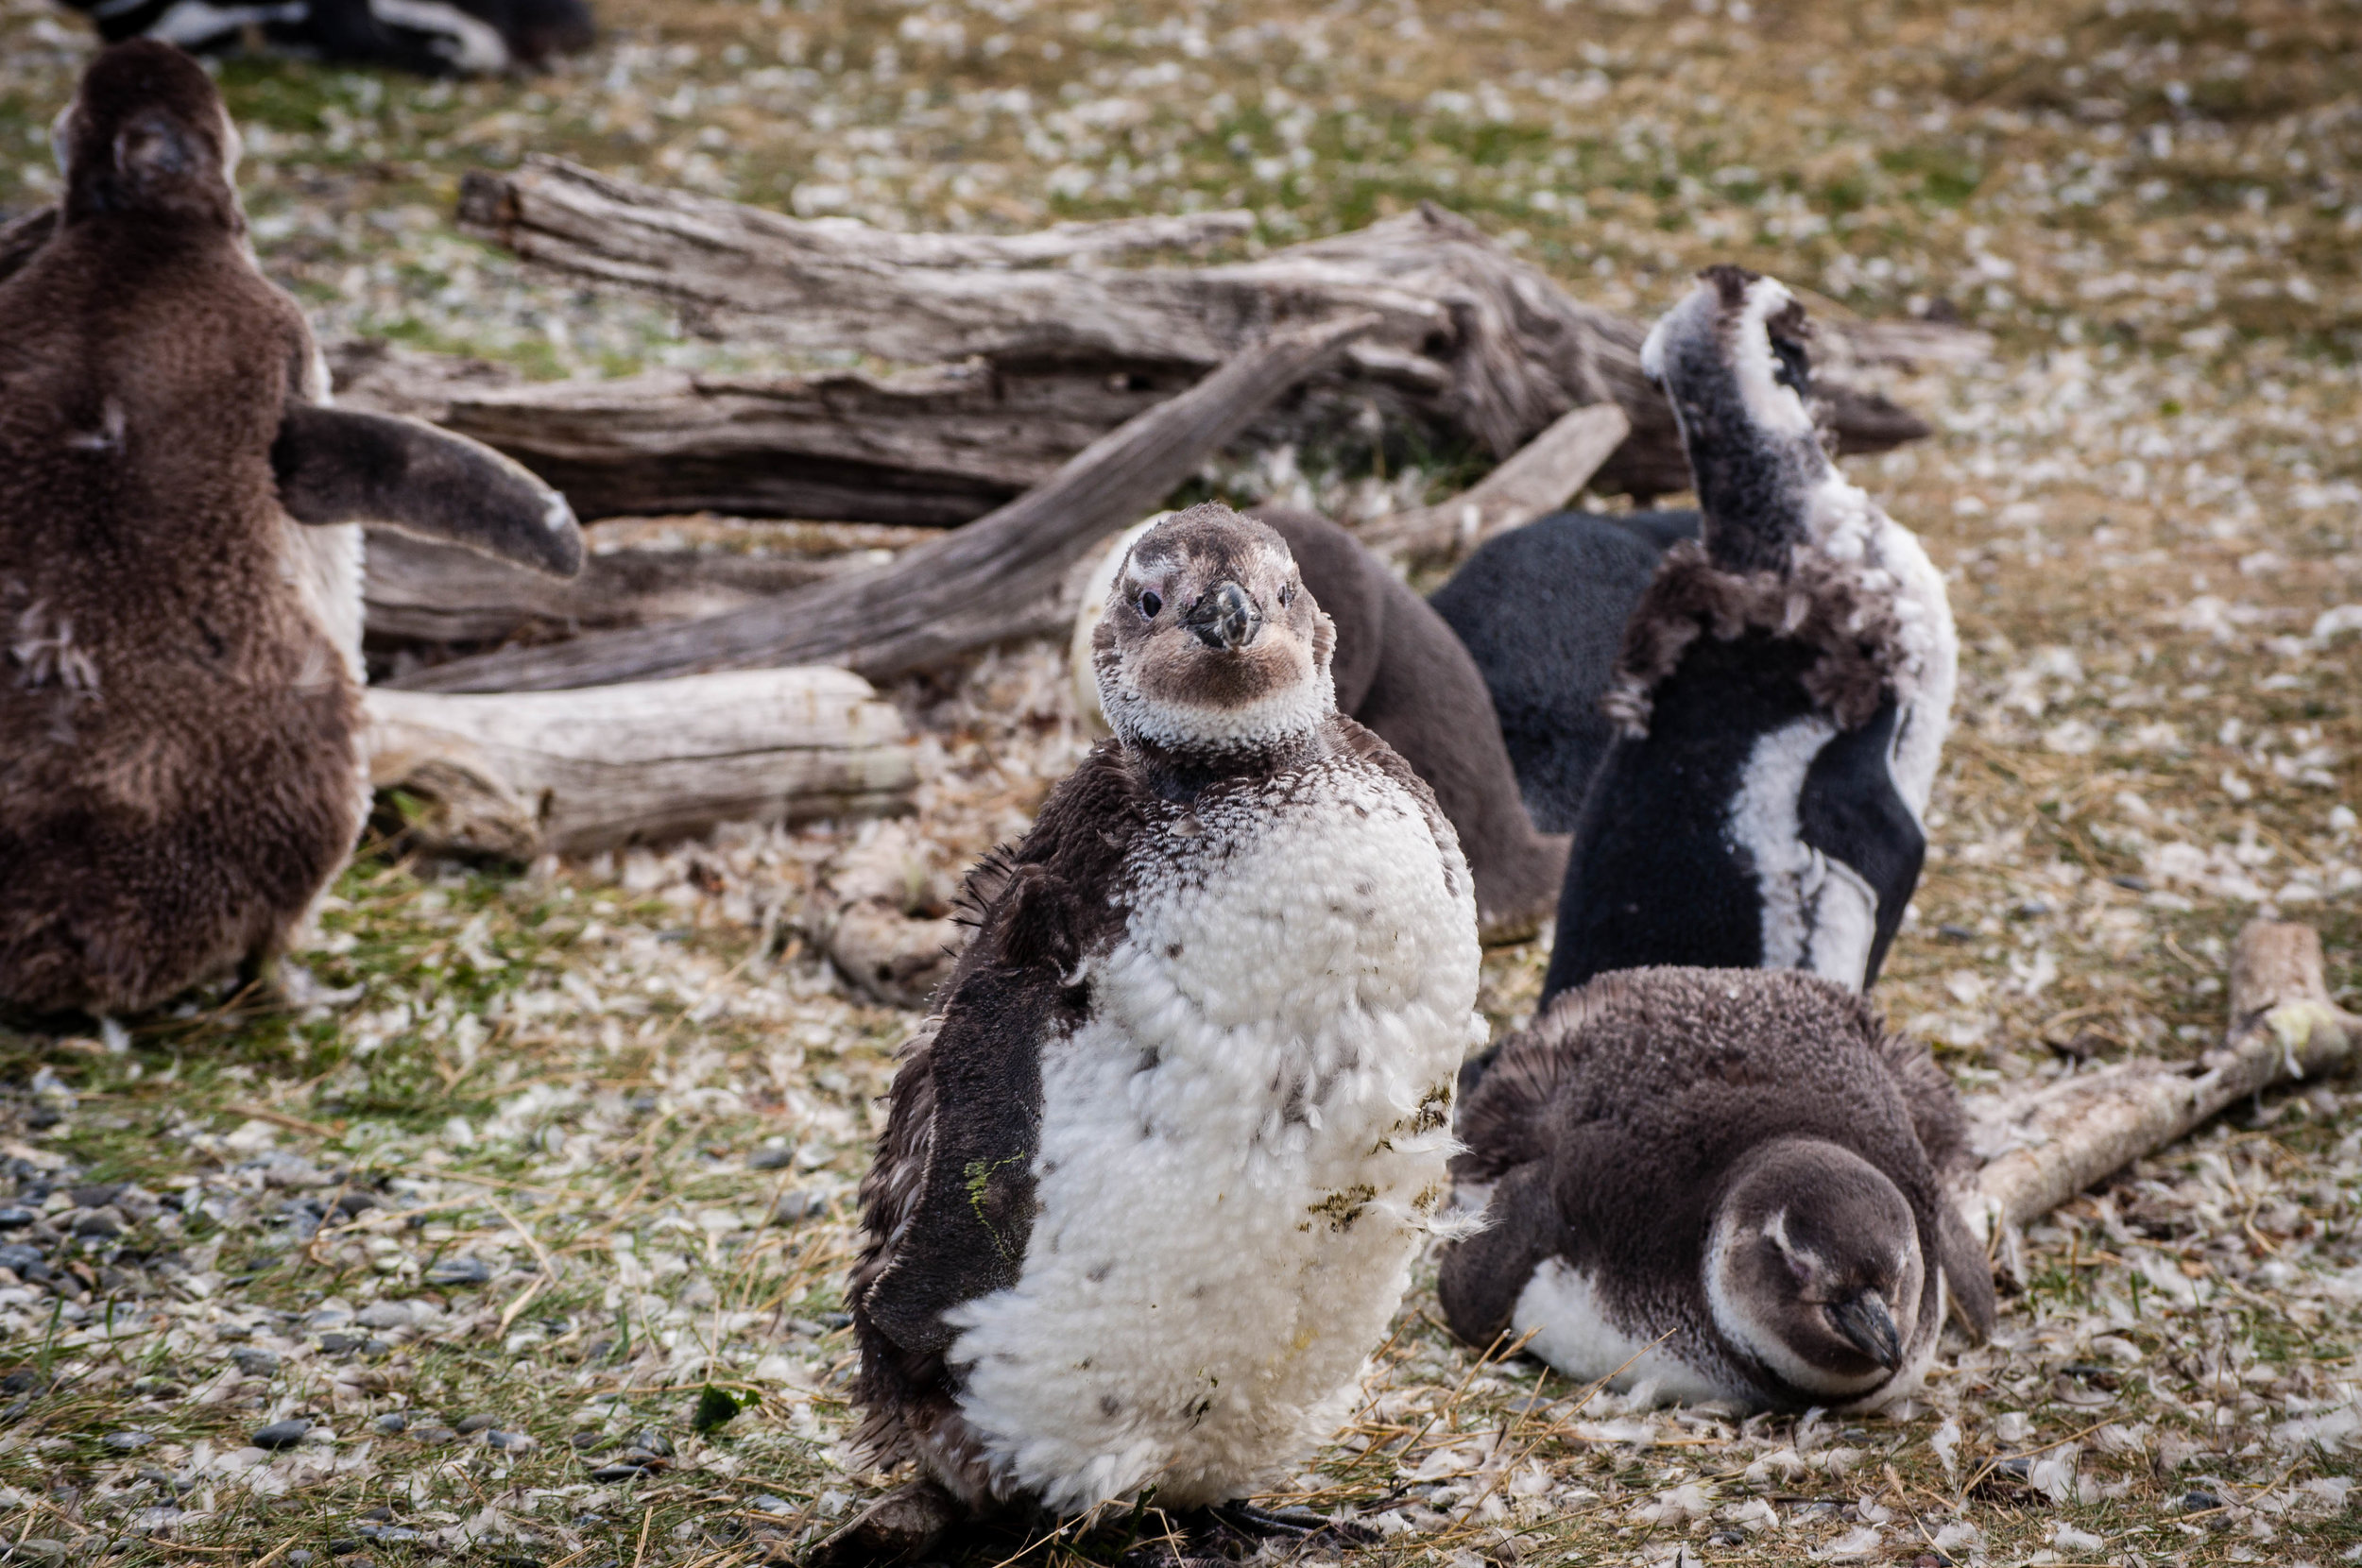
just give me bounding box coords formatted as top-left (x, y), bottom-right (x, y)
top-left (1209, 1502), bottom-right (1379, 1549)
top-left (803, 1478), bottom-right (963, 1568)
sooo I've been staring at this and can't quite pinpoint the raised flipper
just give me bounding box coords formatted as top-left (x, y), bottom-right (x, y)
top-left (1797, 697), bottom-right (1926, 987)
top-left (271, 403), bottom-right (583, 577)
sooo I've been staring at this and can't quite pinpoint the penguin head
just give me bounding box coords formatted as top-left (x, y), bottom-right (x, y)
top-left (1091, 501), bottom-right (1337, 755)
top-left (1703, 1136), bottom-right (1926, 1402)
top-left (53, 41), bottom-right (243, 230)
top-left (1638, 265), bottom-right (1830, 574)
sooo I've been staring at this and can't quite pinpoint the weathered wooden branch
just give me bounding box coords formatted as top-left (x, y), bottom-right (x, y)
top-left (454, 160), bottom-right (1959, 503)
top-left (363, 669), bottom-right (915, 858)
top-left (1357, 402), bottom-right (1632, 561)
top-left (387, 312), bottom-right (1378, 693)
top-left (364, 527), bottom-right (861, 645)
top-left (1970, 920), bottom-right (2359, 1236)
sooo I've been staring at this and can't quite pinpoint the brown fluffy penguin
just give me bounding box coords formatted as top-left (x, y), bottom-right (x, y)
top-left (1072, 508), bottom-right (1566, 943)
top-left (1440, 967), bottom-right (1994, 1412)
top-left (0, 42), bottom-right (583, 1017)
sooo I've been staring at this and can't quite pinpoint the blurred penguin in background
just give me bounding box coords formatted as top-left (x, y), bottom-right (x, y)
top-left (57, 0), bottom-right (594, 76)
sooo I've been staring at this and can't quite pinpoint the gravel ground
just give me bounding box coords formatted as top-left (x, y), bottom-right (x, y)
top-left (2, 0), bottom-right (2359, 1564)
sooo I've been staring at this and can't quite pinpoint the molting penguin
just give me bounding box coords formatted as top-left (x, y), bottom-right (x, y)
top-left (830, 503), bottom-right (1482, 1561)
top-left (1430, 506), bottom-right (1702, 834)
top-left (0, 42), bottom-right (584, 1017)
top-left (1439, 966), bottom-right (1995, 1412)
top-left (57, 0), bottom-right (595, 76)
top-left (1071, 506), bottom-right (1566, 942)
top-left (1540, 266), bottom-right (1958, 1005)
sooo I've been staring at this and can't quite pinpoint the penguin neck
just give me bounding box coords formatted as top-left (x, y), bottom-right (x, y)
top-left (1124, 725), bottom-right (1330, 805)
top-left (1690, 426), bottom-right (1828, 576)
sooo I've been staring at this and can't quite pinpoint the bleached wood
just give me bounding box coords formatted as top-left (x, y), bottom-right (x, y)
top-left (1357, 402), bottom-right (1632, 560)
top-left (454, 160), bottom-right (1949, 501)
top-left (386, 312), bottom-right (1378, 693)
top-left (1971, 920), bottom-right (2359, 1236)
top-left (363, 669), bottom-right (916, 857)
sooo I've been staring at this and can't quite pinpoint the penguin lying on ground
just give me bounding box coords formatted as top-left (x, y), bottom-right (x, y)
top-left (828, 503), bottom-right (1482, 1563)
top-left (55, 0), bottom-right (593, 76)
top-left (1072, 506), bottom-right (1566, 943)
top-left (1538, 266), bottom-right (1957, 1005)
top-left (1, 42), bottom-right (584, 1018)
top-left (1439, 966), bottom-right (1994, 1412)
top-left (1429, 507), bottom-right (1700, 834)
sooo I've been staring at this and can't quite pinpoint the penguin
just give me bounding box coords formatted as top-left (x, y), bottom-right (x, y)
top-left (0, 42), bottom-right (585, 1017)
top-left (55, 0), bottom-right (594, 76)
top-left (1438, 965), bottom-right (1995, 1413)
top-left (828, 502), bottom-right (1482, 1562)
top-left (1071, 506), bottom-right (1566, 943)
top-left (1538, 266), bottom-right (1957, 1005)
top-left (1429, 506), bottom-right (1702, 834)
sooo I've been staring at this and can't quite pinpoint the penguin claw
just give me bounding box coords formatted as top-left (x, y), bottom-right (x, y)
top-left (803, 1478), bottom-right (962, 1568)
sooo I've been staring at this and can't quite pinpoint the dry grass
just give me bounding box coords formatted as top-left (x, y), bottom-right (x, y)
top-left (2, 0), bottom-right (2360, 1563)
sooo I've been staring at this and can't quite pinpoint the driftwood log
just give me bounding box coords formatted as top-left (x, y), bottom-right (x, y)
top-left (448, 159), bottom-right (1960, 513)
top-left (1970, 919), bottom-right (2359, 1238)
top-left (1358, 402), bottom-right (1632, 562)
top-left (363, 526), bottom-right (874, 645)
top-left (388, 312), bottom-right (1377, 693)
top-left (363, 669), bottom-right (914, 859)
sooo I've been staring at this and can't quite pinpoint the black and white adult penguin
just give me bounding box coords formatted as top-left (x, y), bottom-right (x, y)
top-left (1071, 506), bottom-right (1567, 942)
top-left (54, 0), bottom-right (594, 76)
top-left (1538, 266), bottom-right (1957, 1005)
top-left (828, 503), bottom-right (1482, 1562)
top-left (1439, 966), bottom-right (1994, 1412)
top-left (1429, 507), bottom-right (1701, 834)
top-left (0, 41), bottom-right (583, 1017)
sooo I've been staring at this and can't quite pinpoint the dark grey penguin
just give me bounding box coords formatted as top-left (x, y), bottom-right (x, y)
top-left (1, 41), bottom-right (584, 1018)
top-left (829, 503), bottom-right (1480, 1563)
top-left (1073, 506), bottom-right (1566, 942)
top-left (1538, 266), bottom-right (1957, 1005)
top-left (55, 0), bottom-right (594, 76)
top-left (1439, 965), bottom-right (1994, 1412)
top-left (1430, 505), bottom-right (1702, 833)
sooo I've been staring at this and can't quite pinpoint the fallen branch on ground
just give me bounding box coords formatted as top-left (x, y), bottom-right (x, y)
top-left (1357, 402), bottom-right (1631, 562)
top-left (385, 312), bottom-right (1378, 692)
top-left (1971, 919), bottom-right (2359, 1237)
top-left (363, 669), bottom-right (915, 858)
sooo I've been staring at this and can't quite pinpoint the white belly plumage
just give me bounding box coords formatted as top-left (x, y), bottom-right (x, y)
top-left (945, 768), bottom-right (1481, 1511)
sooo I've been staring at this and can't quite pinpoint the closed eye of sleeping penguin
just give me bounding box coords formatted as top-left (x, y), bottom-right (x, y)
top-left (1439, 965), bottom-right (1995, 1413)
top-left (1534, 266), bottom-right (1960, 1006)
top-left (0, 42), bottom-right (584, 1020)
top-left (1071, 505), bottom-right (1568, 944)
top-left (823, 502), bottom-right (1484, 1564)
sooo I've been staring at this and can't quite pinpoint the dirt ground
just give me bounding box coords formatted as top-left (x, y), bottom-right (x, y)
top-left (1, 0), bottom-right (2359, 1563)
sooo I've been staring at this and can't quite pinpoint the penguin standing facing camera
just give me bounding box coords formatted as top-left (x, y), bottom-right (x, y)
top-left (827, 503), bottom-right (1481, 1563)
top-left (1, 42), bottom-right (585, 1017)
top-left (1439, 966), bottom-right (1994, 1412)
top-left (1071, 506), bottom-right (1566, 943)
top-left (1539, 266), bottom-right (1957, 1005)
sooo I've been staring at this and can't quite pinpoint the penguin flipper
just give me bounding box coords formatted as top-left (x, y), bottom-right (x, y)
top-left (271, 404), bottom-right (584, 577)
top-left (1437, 1161), bottom-right (1557, 1350)
top-left (1936, 1204), bottom-right (1997, 1343)
top-left (1796, 696), bottom-right (1926, 987)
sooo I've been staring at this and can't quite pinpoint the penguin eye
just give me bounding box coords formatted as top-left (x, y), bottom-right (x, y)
top-left (1280, 581), bottom-right (1297, 606)
top-left (1138, 589), bottom-right (1163, 619)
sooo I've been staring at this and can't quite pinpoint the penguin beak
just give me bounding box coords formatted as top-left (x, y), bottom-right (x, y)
top-left (1827, 1289), bottom-right (1903, 1371)
top-left (1184, 582), bottom-right (1261, 651)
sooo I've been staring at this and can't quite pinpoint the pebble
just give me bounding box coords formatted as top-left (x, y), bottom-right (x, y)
top-left (768, 1190), bottom-right (827, 1225)
top-left (231, 1349), bottom-right (282, 1377)
top-left (426, 1256), bottom-right (491, 1286)
top-left (588, 1464), bottom-right (650, 1484)
top-left (2182, 1490), bottom-right (2224, 1512)
top-left (370, 1413), bottom-right (407, 1435)
top-left (320, 1334), bottom-right (362, 1355)
top-left (746, 1145), bottom-right (796, 1170)
top-left (68, 1185), bottom-right (123, 1210)
top-left (354, 1302), bottom-right (412, 1330)
top-left (454, 1413), bottom-right (498, 1434)
top-left (407, 1424), bottom-right (457, 1445)
top-left (251, 1419), bottom-right (312, 1449)
top-left (101, 1431), bottom-right (153, 1452)
top-left (0, 1209), bottom-right (35, 1231)
top-left (485, 1429), bottom-right (533, 1451)
top-left (0, 1246), bottom-right (47, 1278)
top-left (3, 1541), bottom-right (65, 1565)
top-left (73, 1209), bottom-right (124, 1239)
top-left (333, 1192), bottom-right (380, 1218)
top-left (626, 1428), bottom-right (674, 1457)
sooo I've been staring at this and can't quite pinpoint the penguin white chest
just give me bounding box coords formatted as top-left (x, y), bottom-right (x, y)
top-left (946, 762), bottom-right (1481, 1512)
